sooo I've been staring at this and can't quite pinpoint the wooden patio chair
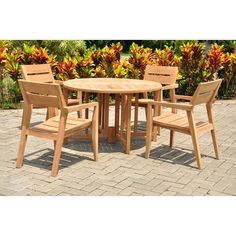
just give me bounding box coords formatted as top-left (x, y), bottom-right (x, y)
top-left (21, 64), bottom-right (82, 119)
top-left (145, 79), bottom-right (222, 169)
top-left (16, 80), bottom-right (98, 176)
top-left (132, 65), bottom-right (179, 135)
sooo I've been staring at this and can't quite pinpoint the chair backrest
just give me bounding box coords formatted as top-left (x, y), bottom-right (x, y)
top-left (21, 64), bottom-right (55, 83)
top-left (190, 79), bottom-right (222, 106)
top-left (18, 80), bottom-right (66, 109)
top-left (144, 65), bottom-right (178, 85)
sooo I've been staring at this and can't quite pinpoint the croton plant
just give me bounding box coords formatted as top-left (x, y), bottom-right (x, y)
top-left (0, 40), bottom-right (236, 108)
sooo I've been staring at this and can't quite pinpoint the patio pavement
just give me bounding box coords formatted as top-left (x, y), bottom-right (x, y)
top-left (0, 100), bottom-right (236, 196)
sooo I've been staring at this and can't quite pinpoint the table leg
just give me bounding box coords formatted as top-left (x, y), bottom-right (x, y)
top-left (124, 94), bottom-right (132, 154)
top-left (120, 95), bottom-right (127, 134)
top-left (62, 88), bottom-right (70, 144)
top-left (103, 94), bottom-right (110, 138)
top-left (98, 93), bottom-right (103, 128)
top-left (169, 89), bottom-right (176, 148)
top-left (134, 93), bottom-right (139, 134)
top-left (153, 90), bottom-right (161, 141)
top-left (114, 94), bottom-right (120, 136)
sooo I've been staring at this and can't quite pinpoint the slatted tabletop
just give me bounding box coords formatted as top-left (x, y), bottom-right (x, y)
top-left (63, 78), bottom-right (162, 94)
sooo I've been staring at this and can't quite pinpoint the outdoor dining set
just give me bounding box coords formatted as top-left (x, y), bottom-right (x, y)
top-left (16, 64), bottom-right (222, 176)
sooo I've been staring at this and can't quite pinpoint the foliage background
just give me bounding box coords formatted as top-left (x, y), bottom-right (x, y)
top-left (0, 40), bottom-right (236, 108)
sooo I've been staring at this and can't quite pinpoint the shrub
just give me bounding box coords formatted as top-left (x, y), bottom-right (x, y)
top-left (1, 40), bottom-right (236, 109)
top-left (128, 43), bottom-right (152, 79)
top-left (152, 46), bottom-right (181, 66)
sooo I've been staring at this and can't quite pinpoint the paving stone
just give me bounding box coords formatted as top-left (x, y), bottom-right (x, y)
top-left (191, 187), bottom-right (209, 196)
top-left (146, 178), bottom-right (163, 187)
top-left (102, 191), bottom-right (119, 196)
top-left (224, 184), bottom-right (236, 196)
top-left (227, 167), bottom-right (236, 175)
top-left (82, 182), bottom-right (102, 192)
top-left (1, 102), bottom-right (236, 196)
top-left (152, 183), bottom-right (169, 194)
top-left (0, 187), bottom-right (16, 195)
top-left (213, 179), bottom-right (232, 192)
top-left (115, 179), bottom-right (133, 189)
top-left (119, 187), bottom-right (138, 196)
top-left (206, 190), bottom-right (229, 196)
top-left (99, 185), bottom-right (122, 194)
top-left (88, 189), bottom-right (105, 196)
top-left (63, 188), bottom-right (89, 196)
top-left (161, 191), bottom-right (176, 196)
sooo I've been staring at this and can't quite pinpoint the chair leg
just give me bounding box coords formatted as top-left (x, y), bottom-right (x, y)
top-left (187, 111), bottom-right (203, 169)
top-left (211, 129), bottom-right (220, 160)
top-left (77, 91), bottom-right (82, 118)
top-left (206, 104), bottom-right (220, 160)
top-left (51, 137), bottom-right (64, 177)
top-left (92, 104), bottom-right (99, 161)
top-left (153, 90), bottom-right (162, 141)
top-left (169, 89), bottom-right (176, 148)
top-left (169, 130), bottom-right (174, 148)
top-left (16, 131), bottom-right (28, 168)
top-left (134, 93), bottom-right (139, 134)
top-left (145, 104), bottom-right (153, 159)
top-left (92, 127), bottom-right (98, 161)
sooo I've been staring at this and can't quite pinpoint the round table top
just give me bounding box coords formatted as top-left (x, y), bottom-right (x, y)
top-left (63, 78), bottom-right (162, 94)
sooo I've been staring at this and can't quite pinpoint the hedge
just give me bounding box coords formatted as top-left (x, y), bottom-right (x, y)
top-left (0, 40), bottom-right (236, 108)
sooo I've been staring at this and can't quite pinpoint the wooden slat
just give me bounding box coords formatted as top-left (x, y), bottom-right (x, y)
top-left (144, 65), bottom-right (178, 84)
top-left (153, 113), bottom-right (212, 136)
top-left (20, 80), bottom-right (60, 96)
top-left (26, 129), bottom-right (58, 140)
top-left (32, 116), bottom-right (92, 134)
top-left (22, 64), bottom-right (51, 74)
top-left (27, 93), bottom-right (59, 107)
top-left (26, 73), bottom-right (54, 83)
top-left (193, 92), bottom-right (213, 105)
top-left (191, 80), bottom-right (222, 105)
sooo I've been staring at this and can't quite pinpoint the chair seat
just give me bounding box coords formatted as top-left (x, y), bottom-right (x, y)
top-left (153, 113), bottom-right (212, 135)
top-left (28, 116), bottom-right (92, 137)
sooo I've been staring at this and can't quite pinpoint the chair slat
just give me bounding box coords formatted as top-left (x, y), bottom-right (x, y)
top-left (27, 93), bottom-right (59, 107)
top-left (21, 80), bottom-right (60, 96)
top-left (191, 80), bottom-right (222, 105)
top-left (22, 64), bottom-right (51, 74)
top-left (144, 65), bottom-right (178, 84)
top-left (26, 73), bottom-right (54, 83)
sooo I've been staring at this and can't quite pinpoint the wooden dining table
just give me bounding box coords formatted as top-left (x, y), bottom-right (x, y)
top-left (63, 78), bottom-right (162, 154)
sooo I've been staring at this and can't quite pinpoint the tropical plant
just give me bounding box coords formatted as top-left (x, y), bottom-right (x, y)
top-left (178, 41), bottom-right (206, 95)
top-left (113, 59), bottom-right (130, 78)
top-left (218, 50), bottom-right (236, 97)
top-left (128, 43), bottom-right (152, 79)
top-left (153, 46), bottom-right (181, 66)
top-left (55, 55), bottom-right (78, 81)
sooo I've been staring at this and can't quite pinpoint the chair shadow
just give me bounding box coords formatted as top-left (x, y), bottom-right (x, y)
top-left (139, 144), bottom-right (215, 169)
top-left (17, 148), bottom-right (93, 171)
top-left (66, 137), bottom-right (147, 153)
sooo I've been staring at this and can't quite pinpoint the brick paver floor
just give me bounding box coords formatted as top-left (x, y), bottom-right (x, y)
top-left (0, 100), bottom-right (236, 196)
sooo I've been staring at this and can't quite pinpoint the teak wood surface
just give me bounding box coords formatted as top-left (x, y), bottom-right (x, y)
top-left (63, 78), bottom-right (162, 154)
top-left (132, 65), bottom-right (179, 137)
top-left (145, 79), bottom-right (222, 170)
top-left (16, 80), bottom-right (98, 176)
top-left (21, 64), bottom-right (82, 118)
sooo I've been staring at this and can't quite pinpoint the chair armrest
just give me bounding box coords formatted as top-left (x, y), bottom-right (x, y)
top-left (174, 95), bottom-right (193, 101)
top-left (63, 102), bottom-right (98, 113)
top-left (162, 84), bottom-right (179, 90)
top-left (55, 80), bottom-right (64, 85)
top-left (148, 101), bottom-right (193, 111)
